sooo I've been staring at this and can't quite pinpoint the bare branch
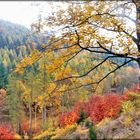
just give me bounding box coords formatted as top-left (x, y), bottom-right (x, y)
top-left (54, 55), bottom-right (132, 82)
top-left (97, 59), bottom-right (132, 85)
top-left (96, 12), bottom-right (136, 23)
top-left (97, 41), bottom-right (137, 61)
top-left (59, 59), bottom-right (132, 93)
top-left (88, 21), bottom-right (138, 45)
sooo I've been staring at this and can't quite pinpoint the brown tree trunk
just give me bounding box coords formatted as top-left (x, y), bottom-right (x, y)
top-left (34, 104), bottom-right (37, 130)
top-left (29, 102), bottom-right (32, 139)
top-left (17, 81), bottom-right (24, 137)
top-left (134, 1), bottom-right (140, 53)
top-left (29, 83), bottom-right (33, 140)
top-left (137, 59), bottom-right (140, 89)
top-left (42, 104), bottom-right (44, 129)
top-left (44, 104), bottom-right (46, 125)
top-left (134, 1), bottom-right (140, 45)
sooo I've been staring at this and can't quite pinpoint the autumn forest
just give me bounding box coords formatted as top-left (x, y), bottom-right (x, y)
top-left (1, 1), bottom-right (140, 139)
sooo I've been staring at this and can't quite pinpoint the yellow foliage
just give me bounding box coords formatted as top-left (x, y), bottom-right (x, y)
top-left (38, 96), bottom-right (43, 102)
top-left (127, 92), bottom-right (140, 108)
top-left (134, 98), bottom-right (140, 108)
top-left (33, 130), bottom-right (55, 139)
top-left (48, 83), bottom-right (56, 93)
top-left (33, 124), bottom-right (77, 140)
top-left (14, 134), bottom-right (22, 139)
top-left (46, 57), bottom-right (66, 73)
top-left (58, 84), bottom-right (67, 92)
top-left (51, 124), bottom-right (77, 139)
top-left (121, 101), bottom-right (135, 114)
top-left (55, 66), bottom-right (72, 80)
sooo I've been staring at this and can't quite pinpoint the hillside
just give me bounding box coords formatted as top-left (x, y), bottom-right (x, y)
top-left (1, 1), bottom-right (140, 140)
top-left (0, 20), bottom-right (32, 48)
top-left (0, 20), bottom-right (42, 87)
top-left (31, 83), bottom-right (140, 139)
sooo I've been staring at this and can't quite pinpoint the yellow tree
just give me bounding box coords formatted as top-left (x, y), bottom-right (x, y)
top-left (15, 1), bottom-right (140, 91)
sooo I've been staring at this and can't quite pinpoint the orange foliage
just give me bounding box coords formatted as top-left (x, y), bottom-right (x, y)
top-left (59, 94), bottom-right (122, 126)
top-left (83, 95), bottom-right (103, 117)
top-left (0, 125), bottom-right (15, 139)
top-left (121, 82), bottom-right (140, 101)
top-left (84, 94), bottom-right (121, 123)
top-left (21, 121), bottom-right (29, 133)
top-left (121, 92), bottom-right (133, 101)
top-left (59, 111), bottom-right (79, 127)
top-left (104, 95), bottom-right (121, 117)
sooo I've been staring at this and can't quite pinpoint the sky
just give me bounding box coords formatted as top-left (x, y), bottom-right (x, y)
top-left (0, 1), bottom-right (64, 29)
top-left (0, 1), bottom-right (135, 33)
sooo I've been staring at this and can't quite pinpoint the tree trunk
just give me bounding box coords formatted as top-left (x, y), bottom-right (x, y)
top-left (137, 59), bottom-right (140, 89)
top-left (17, 81), bottom-right (24, 137)
top-left (42, 107), bottom-right (44, 128)
top-left (44, 104), bottom-right (46, 124)
top-left (134, 1), bottom-right (140, 88)
top-left (29, 102), bottom-right (32, 140)
top-left (42, 61), bottom-right (47, 130)
top-left (29, 83), bottom-right (33, 140)
top-left (34, 104), bottom-right (37, 130)
top-left (135, 1), bottom-right (140, 47)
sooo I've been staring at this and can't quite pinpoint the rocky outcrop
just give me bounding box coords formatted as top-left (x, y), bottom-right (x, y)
top-left (66, 126), bottom-right (89, 140)
top-left (95, 111), bottom-right (140, 139)
top-left (50, 125), bottom-right (90, 140)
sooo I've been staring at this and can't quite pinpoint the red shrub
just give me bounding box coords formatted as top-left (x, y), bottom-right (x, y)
top-left (90, 98), bottom-right (106, 122)
top-left (104, 95), bottom-right (121, 117)
top-left (121, 92), bottom-right (133, 101)
top-left (83, 95), bottom-right (103, 117)
top-left (60, 94), bottom-right (121, 125)
top-left (59, 94), bottom-right (123, 126)
top-left (21, 120), bottom-right (41, 134)
top-left (90, 94), bottom-right (121, 123)
top-left (59, 111), bottom-right (79, 127)
top-left (0, 125), bottom-right (15, 139)
top-left (21, 121), bottom-right (29, 133)
top-left (122, 84), bottom-right (140, 101)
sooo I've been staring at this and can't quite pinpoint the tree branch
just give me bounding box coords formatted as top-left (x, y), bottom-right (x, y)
top-left (59, 59), bottom-right (132, 93)
top-left (54, 55), bottom-right (132, 82)
top-left (97, 41), bottom-right (137, 61)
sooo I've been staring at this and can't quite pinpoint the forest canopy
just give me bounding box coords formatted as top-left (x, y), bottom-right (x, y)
top-left (14, 1), bottom-right (140, 90)
top-left (2, 1), bottom-right (140, 139)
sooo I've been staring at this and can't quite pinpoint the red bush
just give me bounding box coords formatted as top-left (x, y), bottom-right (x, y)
top-left (121, 83), bottom-right (140, 101)
top-left (59, 94), bottom-right (122, 126)
top-left (21, 121), bottom-right (29, 133)
top-left (104, 95), bottom-right (121, 117)
top-left (0, 125), bottom-right (15, 139)
top-left (121, 92), bottom-right (133, 101)
top-left (59, 111), bottom-right (79, 127)
top-left (89, 94), bottom-right (121, 123)
top-left (83, 95), bottom-right (103, 117)
top-left (58, 82), bottom-right (140, 127)
top-left (90, 98), bottom-right (106, 122)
